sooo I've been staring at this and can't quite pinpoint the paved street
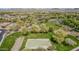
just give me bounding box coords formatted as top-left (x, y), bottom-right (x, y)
top-left (0, 29), bottom-right (6, 41)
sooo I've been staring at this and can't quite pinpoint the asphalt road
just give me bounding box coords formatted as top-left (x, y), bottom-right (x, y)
top-left (0, 29), bottom-right (6, 41)
top-left (76, 49), bottom-right (79, 51)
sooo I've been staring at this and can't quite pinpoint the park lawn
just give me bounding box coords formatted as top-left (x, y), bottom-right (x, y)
top-left (0, 31), bottom-right (78, 51)
top-left (53, 43), bottom-right (74, 51)
top-left (53, 35), bottom-right (79, 51)
top-left (0, 32), bottom-right (22, 51)
top-left (66, 35), bottom-right (79, 46)
top-left (27, 32), bottom-right (52, 39)
top-left (20, 32), bottom-right (52, 50)
top-left (24, 32), bottom-right (79, 51)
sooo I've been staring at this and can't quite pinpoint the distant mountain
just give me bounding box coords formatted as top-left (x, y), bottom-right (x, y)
top-left (0, 8), bottom-right (79, 12)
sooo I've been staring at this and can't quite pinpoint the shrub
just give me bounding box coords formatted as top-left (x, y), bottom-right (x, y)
top-left (65, 38), bottom-right (77, 46)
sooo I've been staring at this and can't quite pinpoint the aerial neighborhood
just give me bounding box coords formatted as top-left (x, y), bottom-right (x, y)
top-left (0, 8), bottom-right (79, 51)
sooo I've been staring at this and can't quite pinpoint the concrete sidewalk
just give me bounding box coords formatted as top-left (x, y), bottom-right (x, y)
top-left (71, 46), bottom-right (79, 51)
top-left (11, 36), bottom-right (24, 51)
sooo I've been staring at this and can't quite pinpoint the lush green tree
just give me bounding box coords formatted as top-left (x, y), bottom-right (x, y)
top-left (40, 23), bottom-right (49, 33)
top-left (21, 26), bottom-right (28, 35)
top-left (52, 29), bottom-right (68, 44)
top-left (31, 24), bottom-right (41, 33)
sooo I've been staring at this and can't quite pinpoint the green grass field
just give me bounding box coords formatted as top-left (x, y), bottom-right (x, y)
top-left (0, 32), bottom-right (22, 51)
top-left (27, 32), bottom-right (52, 39)
top-left (52, 35), bottom-right (79, 51)
top-left (20, 32), bottom-right (79, 51)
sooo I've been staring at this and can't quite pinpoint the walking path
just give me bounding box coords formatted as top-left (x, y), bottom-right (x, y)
top-left (11, 36), bottom-right (24, 51)
top-left (71, 46), bottom-right (79, 51)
